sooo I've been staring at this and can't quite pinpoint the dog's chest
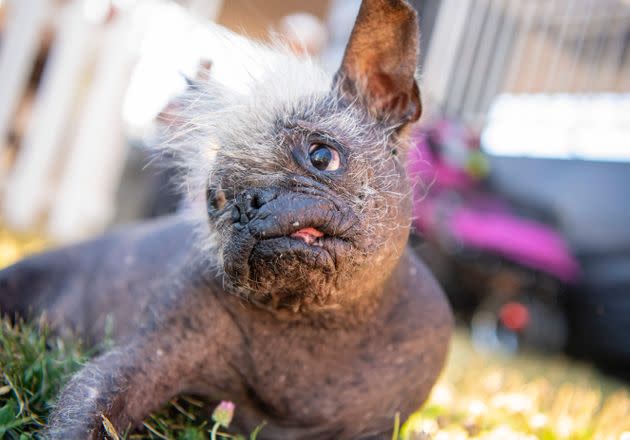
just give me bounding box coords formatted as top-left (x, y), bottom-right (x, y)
top-left (241, 316), bottom-right (429, 428)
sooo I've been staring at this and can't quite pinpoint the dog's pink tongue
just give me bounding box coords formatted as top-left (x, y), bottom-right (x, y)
top-left (291, 227), bottom-right (324, 244)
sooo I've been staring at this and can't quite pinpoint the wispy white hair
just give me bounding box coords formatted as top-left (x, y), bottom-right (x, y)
top-left (156, 25), bottom-right (337, 244)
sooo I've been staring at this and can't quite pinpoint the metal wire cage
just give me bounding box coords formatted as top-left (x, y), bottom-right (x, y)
top-left (420, 0), bottom-right (630, 124)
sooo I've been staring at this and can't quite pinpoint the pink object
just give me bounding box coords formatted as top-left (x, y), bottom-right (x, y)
top-left (450, 208), bottom-right (580, 282)
top-left (408, 136), bottom-right (473, 191)
top-left (212, 400), bottom-right (235, 427)
top-left (409, 120), bottom-right (580, 283)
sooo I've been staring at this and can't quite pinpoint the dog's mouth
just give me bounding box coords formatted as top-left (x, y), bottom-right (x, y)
top-left (221, 188), bottom-right (360, 289)
top-left (250, 218), bottom-right (351, 269)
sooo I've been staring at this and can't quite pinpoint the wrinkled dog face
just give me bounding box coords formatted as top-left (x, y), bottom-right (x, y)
top-left (192, 0), bottom-right (421, 312)
top-left (206, 96), bottom-right (410, 311)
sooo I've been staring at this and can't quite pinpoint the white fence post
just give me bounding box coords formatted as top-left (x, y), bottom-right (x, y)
top-left (47, 10), bottom-right (139, 241)
top-left (0, 0), bottom-right (50, 175)
top-left (2, 0), bottom-right (98, 230)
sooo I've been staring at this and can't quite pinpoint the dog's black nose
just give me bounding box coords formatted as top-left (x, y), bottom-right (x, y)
top-left (232, 188), bottom-right (276, 224)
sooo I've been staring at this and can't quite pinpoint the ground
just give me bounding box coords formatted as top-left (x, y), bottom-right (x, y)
top-left (0, 229), bottom-right (629, 440)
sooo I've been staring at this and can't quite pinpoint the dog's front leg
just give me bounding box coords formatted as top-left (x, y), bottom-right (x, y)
top-left (45, 318), bottom-right (239, 440)
top-left (45, 338), bottom-right (179, 439)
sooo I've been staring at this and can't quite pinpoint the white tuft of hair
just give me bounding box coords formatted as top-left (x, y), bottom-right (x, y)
top-left (155, 24), bottom-right (335, 252)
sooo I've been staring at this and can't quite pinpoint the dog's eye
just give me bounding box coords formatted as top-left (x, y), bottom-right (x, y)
top-left (309, 144), bottom-right (340, 171)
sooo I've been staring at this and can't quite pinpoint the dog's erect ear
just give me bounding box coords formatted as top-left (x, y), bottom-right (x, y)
top-left (335, 0), bottom-right (421, 126)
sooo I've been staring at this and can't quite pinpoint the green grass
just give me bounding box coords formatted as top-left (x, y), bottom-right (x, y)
top-left (0, 318), bottom-right (86, 439)
top-left (0, 318), bottom-right (262, 440)
top-left (1, 318), bottom-right (630, 440)
top-left (0, 231), bottom-right (260, 440)
top-left (3, 229), bottom-right (629, 439)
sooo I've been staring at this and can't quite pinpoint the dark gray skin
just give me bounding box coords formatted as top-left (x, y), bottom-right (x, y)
top-left (0, 1), bottom-right (452, 438)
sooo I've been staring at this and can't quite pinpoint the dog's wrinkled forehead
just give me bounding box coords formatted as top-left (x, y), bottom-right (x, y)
top-left (211, 92), bottom-right (388, 183)
top-left (171, 0), bottom-right (421, 208)
top-left (178, 55), bottom-right (329, 172)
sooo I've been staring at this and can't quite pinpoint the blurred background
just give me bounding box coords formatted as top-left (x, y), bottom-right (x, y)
top-left (0, 0), bottom-right (630, 433)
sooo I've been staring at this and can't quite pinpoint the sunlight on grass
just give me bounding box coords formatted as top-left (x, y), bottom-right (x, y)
top-left (401, 333), bottom-right (630, 440)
